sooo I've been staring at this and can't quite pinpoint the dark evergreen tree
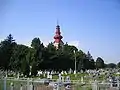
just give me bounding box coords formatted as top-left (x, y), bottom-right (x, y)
top-left (106, 63), bottom-right (116, 68)
top-left (0, 34), bottom-right (16, 70)
top-left (117, 62), bottom-right (120, 68)
top-left (96, 57), bottom-right (104, 68)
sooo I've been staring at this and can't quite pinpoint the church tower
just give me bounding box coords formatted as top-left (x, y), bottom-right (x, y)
top-left (53, 24), bottom-right (64, 49)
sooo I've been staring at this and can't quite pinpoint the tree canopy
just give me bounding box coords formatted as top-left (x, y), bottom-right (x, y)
top-left (0, 34), bottom-right (118, 76)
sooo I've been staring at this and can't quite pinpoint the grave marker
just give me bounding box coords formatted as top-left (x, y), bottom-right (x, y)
top-left (10, 82), bottom-right (14, 90)
top-left (20, 84), bottom-right (23, 90)
top-left (4, 77), bottom-right (6, 90)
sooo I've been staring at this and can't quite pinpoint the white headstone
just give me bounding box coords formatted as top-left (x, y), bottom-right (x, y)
top-left (43, 73), bottom-right (46, 77)
top-left (20, 84), bottom-right (23, 90)
top-left (10, 82), bottom-right (14, 90)
top-left (69, 68), bottom-right (72, 74)
top-left (58, 74), bottom-right (62, 82)
top-left (59, 73), bottom-right (61, 78)
top-left (92, 81), bottom-right (98, 90)
top-left (47, 72), bottom-right (50, 78)
top-left (81, 77), bottom-right (83, 83)
top-left (64, 71), bottom-right (67, 75)
top-left (5, 71), bottom-right (7, 78)
top-left (17, 72), bottom-right (20, 79)
top-left (50, 74), bottom-right (52, 79)
top-left (53, 83), bottom-right (59, 90)
top-left (74, 70), bottom-right (76, 74)
top-left (66, 76), bottom-right (71, 83)
top-left (61, 71), bottom-right (64, 75)
top-left (117, 79), bottom-right (119, 88)
top-left (4, 77), bottom-right (6, 90)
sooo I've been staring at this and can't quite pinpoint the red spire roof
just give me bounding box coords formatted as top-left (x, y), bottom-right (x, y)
top-left (54, 25), bottom-right (63, 43)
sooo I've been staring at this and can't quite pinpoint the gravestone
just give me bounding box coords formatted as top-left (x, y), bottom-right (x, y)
top-left (69, 68), bottom-right (72, 74)
top-left (4, 77), bottom-right (6, 90)
top-left (17, 72), bottom-right (20, 79)
top-left (62, 76), bottom-right (64, 82)
top-left (58, 74), bottom-right (62, 82)
top-left (59, 74), bottom-right (61, 78)
top-left (65, 76), bottom-right (71, 83)
top-left (10, 82), bottom-right (14, 90)
top-left (43, 73), bottom-right (45, 77)
top-left (29, 82), bottom-right (33, 90)
top-left (20, 84), bottom-right (23, 90)
top-left (117, 79), bottom-right (120, 88)
top-left (64, 71), bottom-right (67, 75)
top-left (61, 71), bottom-right (64, 75)
top-left (53, 83), bottom-right (59, 90)
top-left (73, 70), bottom-right (76, 74)
top-left (92, 80), bottom-right (98, 90)
top-left (81, 70), bottom-right (83, 73)
top-left (51, 71), bottom-right (53, 75)
top-left (50, 74), bottom-right (52, 79)
top-left (29, 66), bottom-right (32, 76)
top-left (81, 77), bottom-right (84, 83)
top-left (47, 72), bottom-right (50, 79)
top-left (5, 71), bottom-right (7, 78)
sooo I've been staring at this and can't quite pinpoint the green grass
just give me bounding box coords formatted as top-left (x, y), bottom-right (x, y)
top-left (113, 73), bottom-right (120, 77)
top-left (52, 73), bottom-right (89, 80)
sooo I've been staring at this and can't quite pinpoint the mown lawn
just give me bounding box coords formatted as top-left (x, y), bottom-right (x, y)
top-left (52, 73), bottom-right (88, 80)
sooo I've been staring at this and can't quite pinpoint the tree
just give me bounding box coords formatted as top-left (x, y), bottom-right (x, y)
top-left (107, 63), bottom-right (116, 68)
top-left (96, 57), bottom-right (104, 68)
top-left (31, 38), bottom-right (41, 49)
top-left (31, 38), bottom-right (44, 71)
top-left (10, 44), bottom-right (30, 73)
top-left (86, 51), bottom-right (95, 69)
top-left (117, 62), bottom-right (120, 68)
top-left (0, 34), bottom-right (16, 70)
top-left (21, 59), bottom-right (30, 77)
top-left (31, 60), bottom-right (38, 76)
top-left (89, 59), bottom-right (95, 69)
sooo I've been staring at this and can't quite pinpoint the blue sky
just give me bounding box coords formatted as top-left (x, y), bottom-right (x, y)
top-left (0, 0), bottom-right (120, 63)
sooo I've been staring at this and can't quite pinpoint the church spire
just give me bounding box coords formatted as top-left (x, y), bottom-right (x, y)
top-left (53, 22), bottom-right (64, 49)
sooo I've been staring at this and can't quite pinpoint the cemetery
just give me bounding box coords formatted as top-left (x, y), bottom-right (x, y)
top-left (1, 0), bottom-right (120, 89)
top-left (0, 69), bottom-right (120, 90)
top-left (0, 32), bottom-right (120, 90)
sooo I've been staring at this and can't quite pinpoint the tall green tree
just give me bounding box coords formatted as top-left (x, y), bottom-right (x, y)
top-left (30, 38), bottom-right (44, 75)
top-left (21, 57), bottom-right (30, 77)
top-left (117, 62), bottom-right (120, 68)
top-left (10, 44), bottom-right (30, 73)
top-left (96, 57), bottom-right (104, 68)
top-left (0, 34), bottom-right (16, 70)
top-left (106, 63), bottom-right (116, 68)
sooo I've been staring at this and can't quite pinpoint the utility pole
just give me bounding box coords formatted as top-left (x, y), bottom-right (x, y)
top-left (74, 50), bottom-right (76, 74)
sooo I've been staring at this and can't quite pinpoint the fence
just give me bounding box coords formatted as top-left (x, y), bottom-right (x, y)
top-left (0, 78), bottom-right (120, 90)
